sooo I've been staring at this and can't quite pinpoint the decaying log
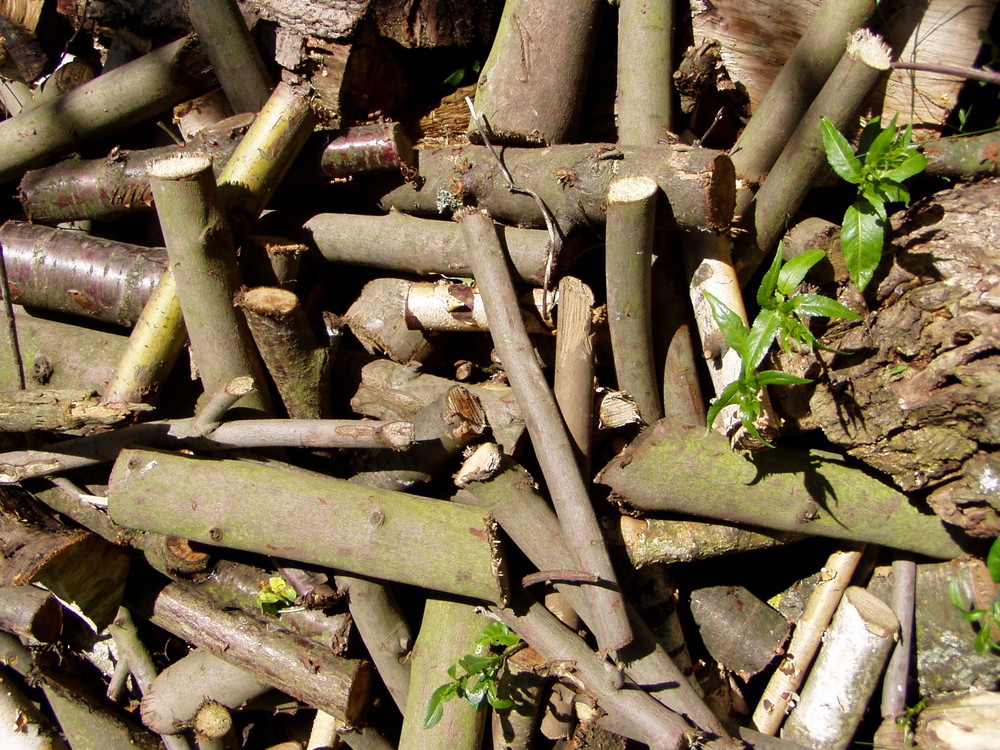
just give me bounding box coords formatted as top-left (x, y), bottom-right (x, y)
top-left (0, 584), bottom-right (62, 643)
top-left (0, 221), bottom-right (165, 327)
top-left (380, 143), bottom-right (735, 235)
top-left (126, 574), bottom-right (372, 728)
top-left (0, 485), bottom-right (129, 630)
top-left (0, 34), bottom-right (214, 184)
top-left (773, 179), bottom-right (1000, 537)
top-left (689, 585), bottom-right (789, 680)
top-left (108, 448), bottom-right (508, 603)
top-left (597, 421), bottom-right (964, 559)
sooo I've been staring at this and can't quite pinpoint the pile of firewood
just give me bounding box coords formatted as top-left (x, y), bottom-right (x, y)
top-left (0, 0), bottom-right (998, 748)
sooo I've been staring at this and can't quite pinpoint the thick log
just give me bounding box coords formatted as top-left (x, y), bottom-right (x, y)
top-left (380, 143), bottom-right (735, 234)
top-left (597, 421), bottom-right (964, 559)
top-left (0, 221), bottom-right (165, 326)
top-left (108, 448), bottom-right (508, 604)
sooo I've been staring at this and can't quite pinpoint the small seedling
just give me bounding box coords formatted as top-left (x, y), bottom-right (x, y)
top-left (949, 536), bottom-right (1000, 653)
top-left (256, 576), bottom-right (297, 616)
top-left (705, 245), bottom-right (860, 447)
top-left (821, 115), bottom-right (927, 291)
top-left (423, 621), bottom-right (525, 730)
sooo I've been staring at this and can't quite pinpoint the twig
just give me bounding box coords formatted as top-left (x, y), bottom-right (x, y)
top-left (455, 206), bottom-right (633, 653)
top-left (891, 60), bottom-right (1000, 86)
top-left (191, 376), bottom-right (256, 435)
top-left (521, 570), bottom-right (600, 588)
top-left (881, 556), bottom-right (917, 721)
top-left (0, 243), bottom-right (24, 389)
top-left (466, 97), bottom-right (561, 324)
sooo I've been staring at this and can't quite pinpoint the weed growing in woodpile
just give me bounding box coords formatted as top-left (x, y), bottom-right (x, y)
top-left (424, 620), bottom-right (525, 729)
top-left (704, 244), bottom-right (860, 447)
top-left (821, 114), bottom-right (928, 291)
top-left (949, 537), bottom-right (1000, 653)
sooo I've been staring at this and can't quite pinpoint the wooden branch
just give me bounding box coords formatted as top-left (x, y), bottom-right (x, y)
top-left (186, 0), bottom-right (272, 114)
top-left (239, 234), bottom-right (307, 289)
top-left (321, 122), bottom-right (415, 179)
top-left (297, 210), bottom-right (555, 285)
top-left (108, 448), bottom-right (508, 603)
top-left (237, 286), bottom-right (332, 419)
top-left (0, 221), bottom-right (166, 326)
top-left (141, 648), bottom-right (271, 736)
top-left (380, 143), bottom-right (735, 234)
top-left (397, 599), bottom-right (488, 750)
top-left (18, 115), bottom-right (251, 224)
top-left (0, 584), bottom-right (62, 643)
top-left (346, 277), bottom-right (437, 363)
top-left (147, 152), bottom-right (272, 416)
top-left (109, 606), bottom-right (160, 694)
top-left (606, 175), bottom-right (662, 423)
top-left (405, 280), bottom-right (550, 333)
top-left (781, 587), bottom-right (899, 750)
top-left (0, 388), bottom-right (149, 432)
top-left (456, 206), bottom-right (632, 653)
top-left (597, 421), bottom-right (965, 559)
top-left (616, 0), bottom-right (673, 144)
top-left (0, 35), bottom-right (214, 184)
top-left (471, 0), bottom-right (603, 145)
top-left (922, 130), bottom-right (1000, 179)
top-left (881, 556), bottom-right (916, 721)
top-left (730, 0), bottom-right (878, 193)
top-left (738, 29), bottom-right (894, 282)
top-left (126, 575), bottom-right (372, 728)
top-left (554, 276), bottom-right (596, 474)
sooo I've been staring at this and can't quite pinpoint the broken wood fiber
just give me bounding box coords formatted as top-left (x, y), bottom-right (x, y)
top-left (381, 143), bottom-right (735, 235)
top-left (597, 421), bottom-right (964, 559)
top-left (107, 448), bottom-right (508, 604)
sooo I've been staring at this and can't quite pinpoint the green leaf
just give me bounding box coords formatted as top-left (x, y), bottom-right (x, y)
top-left (424, 683), bottom-right (458, 729)
top-left (705, 380), bottom-right (741, 433)
top-left (478, 621), bottom-right (521, 647)
top-left (863, 113), bottom-right (898, 166)
top-left (974, 623), bottom-right (994, 654)
top-left (860, 184), bottom-right (888, 221)
top-left (885, 151), bottom-right (927, 183)
top-left (821, 118), bottom-right (863, 184)
top-left (739, 408), bottom-right (773, 449)
top-left (443, 68), bottom-right (466, 88)
top-left (755, 370), bottom-right (812, 387)
top-left (988, 537), bottom-right (1000, 583)
top-left (791, 293), bottom-right (862, 320)
top-left (949, 577), bottom-right (970, 611)
top-left (757, 246), bottom-right (784, 307)
top-left (743, 308), bottom-right (780, 375)
top-left (856, 118), bottom-right (883, 160)
top-left (704, 291), bottom-right (749, 355)
top-left (874, 180), bottom-right (909, 206)
top-left (776, 248), bottom-right (826, 295)
top-left (841, 201), bottom-right (884, 291)
top-left (458, 655), bottom-right (494, 674)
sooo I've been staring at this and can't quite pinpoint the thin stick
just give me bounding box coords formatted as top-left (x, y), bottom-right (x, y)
top-left (881, 556), bottom-right (916, 721)
top-left (890, 60), bottom-right (1000, 85)
top-left (456, 206), bottom-right (632, 653)
top-left (0, 244), bottom-right (24, 389)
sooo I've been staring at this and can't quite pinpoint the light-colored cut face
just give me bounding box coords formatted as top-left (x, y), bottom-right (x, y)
top-left (846, 29), bottom-right (892, 70)
top-left (147, 153), bottom-right (214, 180)
top-left (607, 175), bottom-right (659, 204)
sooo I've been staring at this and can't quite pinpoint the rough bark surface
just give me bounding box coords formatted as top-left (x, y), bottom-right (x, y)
top-left (774, 179), bottom-right (1000, 537)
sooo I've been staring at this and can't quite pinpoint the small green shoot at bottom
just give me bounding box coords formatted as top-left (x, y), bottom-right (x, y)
top-left (705, 244), bottom-right (861, 447)
top-left (423, 621), bottom-right (525, 730)
top-left (949, 536), bottom-right (1000, 653)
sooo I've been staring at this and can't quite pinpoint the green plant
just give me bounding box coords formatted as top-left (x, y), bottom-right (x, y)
top-left (423, 621), bottom-right (525, 730)
top-left (821, 115), bottom-right (928, 291)
top-left (705, 245), bottom-right (860, 447)
top-left (256, 576), bottom-right (297, 616)
top-left (949, 536), bottom-right (1000, 653)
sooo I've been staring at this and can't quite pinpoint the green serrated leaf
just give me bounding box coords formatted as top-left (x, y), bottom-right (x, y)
top-left (885, 151), bottom-right (927, 183)
top-left (821, 117), bottom-right (863, 184)
top-left (459, 655), bottom-right (493, 674)
top-left (875, 180), bottom-right (909, 206)
top-left (776, 248), bottom-right (826, 295)
top-left (841, 201), bottom-right (884, 291)
top-left (755, 370), bottom-right (812, 387)
top-left (988, 537), bottom-right (1000, 584)
top-left (705, 380), bottom-right (741, 433)
top-left (791, 293), bottom-right (862, 320)
top-left (424, 682), bottom-right (458, 729)
top-left (757, 246), bottom-right (784, 307)
top-left (860, 183), bottom-right (888, 221)
top-left (478, 621), bottom-right (520, 647)
top-left (704, 291), bottom-right (749, 355)
top-left (863, 113), bottom-right (899, 166)
top-left (740, 409), bottom-right (774, 449)
top-left (744, 308), bottom-right (780, 375)
top-left (856, 118), bottom-right (883, 160)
